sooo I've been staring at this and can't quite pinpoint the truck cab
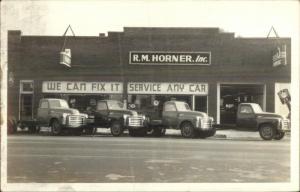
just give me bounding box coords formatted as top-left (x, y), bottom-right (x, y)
top-left (236, 103), bottom-right (290, 140)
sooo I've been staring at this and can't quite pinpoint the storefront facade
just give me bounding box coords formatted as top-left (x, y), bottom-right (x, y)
top-left (7, 27), bottom-right (291, 124)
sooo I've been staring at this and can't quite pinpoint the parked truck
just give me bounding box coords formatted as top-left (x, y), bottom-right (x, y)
top-left (235, 103), bottom-right (290, 140)
top-left (139, 100), bottom-right (215, 138)
top-left (17, 98), bottom-right (88, 135)
top-left (84, 100), bottom-right (148, 137)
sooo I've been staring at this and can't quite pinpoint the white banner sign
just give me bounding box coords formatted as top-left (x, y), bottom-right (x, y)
top-left (42, 81), bottom-right (123, 94)
top-left (127, 82), bottom-right (208, 95)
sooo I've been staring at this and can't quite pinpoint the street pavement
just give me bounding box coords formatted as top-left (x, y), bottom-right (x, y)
top-left (6, 131), bottom-right (290, 183)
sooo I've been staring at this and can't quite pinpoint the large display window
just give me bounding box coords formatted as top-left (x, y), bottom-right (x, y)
top-left (42, 94), bottom-right (122, 113)
top-left (127, 94), bottom-right (207, 113)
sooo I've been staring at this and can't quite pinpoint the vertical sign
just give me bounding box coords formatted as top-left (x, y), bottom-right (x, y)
top-left (272, 45), bottom-right (287, 67)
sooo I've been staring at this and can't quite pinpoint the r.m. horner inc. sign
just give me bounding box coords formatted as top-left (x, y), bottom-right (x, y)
top-left (129, 51), bottom-right (211, 65)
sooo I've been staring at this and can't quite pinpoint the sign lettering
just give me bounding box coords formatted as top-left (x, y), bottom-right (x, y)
top-left (129, 51), bottom-right (211, 65)
top-left (127, 82), bottom-right (208, 95)
top-left (42, 81), bottom-right (123, 94)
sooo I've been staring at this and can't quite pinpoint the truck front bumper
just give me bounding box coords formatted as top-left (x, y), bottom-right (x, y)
top-left (280, 119), bottom-right (291, 132)
top-left (125, 115), bottom-right (147, 129)
top-left (195, 118), bottom-right (214, 130)
top-left (65, 115), bottom-right (87, 128)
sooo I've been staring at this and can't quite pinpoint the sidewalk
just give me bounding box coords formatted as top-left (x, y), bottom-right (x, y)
top-left (36, 127), bottom-right (290, 140)
top-left (164, 129), bottom-right (290, 140)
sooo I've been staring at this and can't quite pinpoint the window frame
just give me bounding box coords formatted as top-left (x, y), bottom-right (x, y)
top-left (240, 105), bottom-right (254, 114)
top-left (164, 103), bottom-right (177, 112)
top-left (40, 100), bottom-right (49, 109)
top-left (97, 101), bottom-right (108, 111)
top-left (20, 80), bottom-right (34, 94)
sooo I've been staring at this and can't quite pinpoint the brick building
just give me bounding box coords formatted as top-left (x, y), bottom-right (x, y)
top-left (7, 27), bottom-right (291, 124)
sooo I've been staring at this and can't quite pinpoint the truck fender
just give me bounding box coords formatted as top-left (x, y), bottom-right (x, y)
top-left (109, 117), bottom-right (123, 126)
top-left (257, 119), bottom-right (278, 131)
top-left (49, 117), bottom-right (60, 126)
top-left (258, 122), bottom-right (274, 130)
top-left (179, 120), bottom-right (194, 129)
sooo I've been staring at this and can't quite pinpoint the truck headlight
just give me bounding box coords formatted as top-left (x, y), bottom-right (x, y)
top-left (81, 113), bottom-right (88, 119)
top-left (210, 117), bottom-right (215, 124)
top-left (196, 116), bottom-right (202, 127)
top-left (123, 114), bottom-right (129, 126)
top-left (62, 113), bottom-right (69, 125)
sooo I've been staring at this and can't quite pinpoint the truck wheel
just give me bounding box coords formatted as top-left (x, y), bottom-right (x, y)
top-left (259, 124), bottom-right (275, 140)
top-left (51, 119), bottom-right (62, 136)
top-left (110, 120), bottom-right (123, 137)
top-left (274, 131), bottom-right (285, 140)
top-left (181, 122), bottom-right (195, 138)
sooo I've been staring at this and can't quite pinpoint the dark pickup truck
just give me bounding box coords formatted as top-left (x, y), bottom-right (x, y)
top-left (85, 100), bottom-right (148, 137)
top-left (142, 100), bottom-right (215, 138)
top-left (236, 103), bottom-right (290, 140)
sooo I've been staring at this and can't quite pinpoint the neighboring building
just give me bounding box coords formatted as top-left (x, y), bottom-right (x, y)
top-left (7, 27), bottom-right (291, 124)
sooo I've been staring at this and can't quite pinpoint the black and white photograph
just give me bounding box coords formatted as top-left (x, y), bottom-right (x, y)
top-left (0, 0), bottom-right (299, 191)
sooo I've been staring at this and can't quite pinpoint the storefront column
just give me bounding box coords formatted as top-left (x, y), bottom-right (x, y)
top-left (123, 80), bottom-right (128, 108)
top-left (208, 82), bottom-right (218, 124)
top-left (191, 95), bottom-right (195, 110)
top-left (266, 83), bottom-right (275, 113)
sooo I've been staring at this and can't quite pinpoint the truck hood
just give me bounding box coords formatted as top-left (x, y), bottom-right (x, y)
top-left (52, 108), bottom-right (80, 115)
top-left (179, 111), bottom-right (208, 118)
top-left (256, 112), bottom-right (283, 119)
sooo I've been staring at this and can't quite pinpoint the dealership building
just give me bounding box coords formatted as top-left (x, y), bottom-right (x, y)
top-left (7, 27), bottom-right (291, 124)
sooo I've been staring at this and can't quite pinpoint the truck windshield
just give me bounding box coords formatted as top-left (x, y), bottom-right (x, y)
top-left (107, 101), bottom-right (124, 110)
top-left (49, 100), bottom-right (69, 108)
top-left (251, 103), bottom-right (263, 113)
top-left (176, 102), bottom-right (191, 111)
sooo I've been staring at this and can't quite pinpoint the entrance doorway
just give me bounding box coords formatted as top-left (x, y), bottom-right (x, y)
top-left (220, 84), bottom-right (265, 124)
top-left (20, 94), bottom-right (33, 120)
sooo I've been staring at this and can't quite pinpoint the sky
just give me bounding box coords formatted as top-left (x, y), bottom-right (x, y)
top-left (1, 0), bottom-right (299, 37)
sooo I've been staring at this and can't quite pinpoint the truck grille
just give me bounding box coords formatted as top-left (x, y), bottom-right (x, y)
top-left (128, 116), bottom-right (144, 127)
top-left (281, 119), bottom-right (290, 131)
top-left (67, 115), bottom-right (86, 128)
top-left (202, 118), bottom-right (213, 129)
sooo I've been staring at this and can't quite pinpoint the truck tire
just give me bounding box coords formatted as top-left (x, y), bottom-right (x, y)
top-left (274, 131), bottom-right (285, 140)
top-left (259, 124), bottom-right (275, 140)
top-left (110, 120), bottom-right (124, 137)
top-left (181, 122), bottom-right (195, 138)
top-left (51, 119), bottom-right (62, 136)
